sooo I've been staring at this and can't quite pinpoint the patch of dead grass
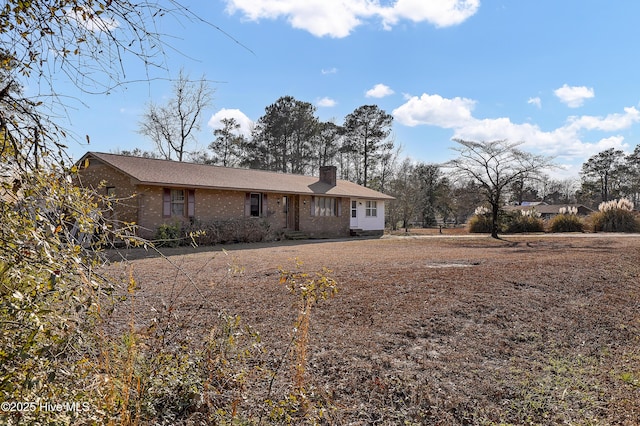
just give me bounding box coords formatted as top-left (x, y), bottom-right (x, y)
top-left (106, 235), bottom-right (640, 424)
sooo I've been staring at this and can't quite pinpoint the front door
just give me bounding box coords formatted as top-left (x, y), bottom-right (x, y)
top-left (285, 195), bottom-right (299, 231)
top-left (350, 200), bottom-right (358, 228)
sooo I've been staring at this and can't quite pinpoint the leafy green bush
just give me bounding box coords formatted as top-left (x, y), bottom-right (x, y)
top-left (549, 212), bottom-right (584, 233)
top-left (591, 199), bottom-right (639, 232)
top-left (503, 210), bottom-right (545, 233)
top-left (155, 222), bottom-right (183, 247)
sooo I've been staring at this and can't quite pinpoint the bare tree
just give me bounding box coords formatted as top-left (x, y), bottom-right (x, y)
top-left (138, 69), bottom-right (213, 161)
top-left (446, 139), bottom-right (554, 238)
top-left (387, 158), bottom-right (419, 231)
top-left (414, 163), bottom-right (451, 226)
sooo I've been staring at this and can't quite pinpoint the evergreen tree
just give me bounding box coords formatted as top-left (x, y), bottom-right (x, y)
top-left (342, 105), bottom-right (394, 187)
top-left (209, 117), bottom-right (245, 167)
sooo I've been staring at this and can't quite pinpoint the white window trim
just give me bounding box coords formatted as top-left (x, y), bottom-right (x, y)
top-left (171, 189), bottom-right (185, 217)
top-left (365, 200), bottom-right (377, 217)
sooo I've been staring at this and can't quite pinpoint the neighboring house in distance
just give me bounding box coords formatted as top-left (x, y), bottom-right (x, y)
top-left (76, 152), bottom-right (394, 239)
top-left (504, 203), bottom-right (594, 220)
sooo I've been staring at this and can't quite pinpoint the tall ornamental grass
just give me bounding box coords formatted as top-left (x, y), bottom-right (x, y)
top-left (503, 209), bottom-right (545, 234)
top-left (549, 206), bottom-right (584, 233)
top-left (468, 206), bottom-right (493, 233)
top-left (590, 199), bottom-right (639, 233)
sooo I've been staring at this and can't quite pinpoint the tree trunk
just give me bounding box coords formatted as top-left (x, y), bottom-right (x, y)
top-left (491, 203), bottom-right (500, 239)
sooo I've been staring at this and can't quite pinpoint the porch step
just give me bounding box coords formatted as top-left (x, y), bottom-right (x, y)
top-left (350, 228), bottom-right (382, 237)
top-left (284, 231), bottom-right (310, 240)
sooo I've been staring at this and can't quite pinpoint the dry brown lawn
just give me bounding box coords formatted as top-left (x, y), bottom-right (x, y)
top-left (107, 234), bottom-right (640, 425)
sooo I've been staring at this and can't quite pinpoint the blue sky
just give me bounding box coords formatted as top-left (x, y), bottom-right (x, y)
top-left (60, 0), bottom-right (640, 179)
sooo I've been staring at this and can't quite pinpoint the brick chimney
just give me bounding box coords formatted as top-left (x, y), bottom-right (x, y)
top-left (319, 165), bottom-right (337, 187)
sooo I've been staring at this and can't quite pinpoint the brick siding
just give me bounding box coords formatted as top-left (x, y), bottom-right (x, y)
top-left (78, 160), bottom-right (351, 240)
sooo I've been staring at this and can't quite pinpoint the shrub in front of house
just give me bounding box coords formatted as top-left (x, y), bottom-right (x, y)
top-left (502, 209), bottom-right (545, 234)
top-left (155, 222), bottom-right (183, 247)
top-left (231, 218), bottom-right (271, 243)
top-left (181, 218), bottom-right (271, 245)
top-left (548, 207), bottom-right (584, 233)
top-left (468, 206), bottom-right (493, 233)
top-left (590, 198), bottom-right (639, 233)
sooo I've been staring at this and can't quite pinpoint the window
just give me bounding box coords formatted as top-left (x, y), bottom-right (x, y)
top-left (244, 193), bottom-right (267, 217)
top-left (351, 200), bottom-right (357, 218)
top-left (163, 188), bottom-right (195, 218)
top-left (249, 193), bottom-right (262, 217)
top-left (314, 196), bottom-right (338, 217)
top-left (106, 186), bottom-right (116, 197)
top-left (171, 189), bottom-right (185, 216)
top-left (365, 200), bottom-right (377, 217)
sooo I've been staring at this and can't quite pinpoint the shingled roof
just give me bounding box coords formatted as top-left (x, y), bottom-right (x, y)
top-left (80, 152), bottom-right (394, 200)
top-left (505, 204), bottom-right (593, 215)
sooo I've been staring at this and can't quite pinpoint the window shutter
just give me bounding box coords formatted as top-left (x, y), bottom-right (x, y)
top-left (337, 197), bottom-right (342, 216)
top-left (187, 190), bottom-right (195, 217)
top-left (310, 197), bottom-right (315, 216)
top-left (244, 193), bottom-right (251, 216)
top-left (163, 188), bottom-right (171, 217)
top-left (262, 193), bottom-right (268, 217)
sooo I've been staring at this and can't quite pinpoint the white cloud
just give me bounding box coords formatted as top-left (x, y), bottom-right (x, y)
top-left (208, 108), bottom-right (254, 138)
top-left (393, 93), bottom-right (476, 128)
top-left (554, 84), bottom-right (595, 108)
top-left (527, 97), bottom-right (541, 108)
top-left (365, 83), bottom-right (394, 98)
top-left (379, 0), bottom-right (480, 29)
top-left (321, 67), bottom-right (338, 75)
top-left (393, 92), bottom-right (637, 161)
top-left (224, 0), bottom-right (479, 38)
top-left (564, 107), bottom-right (640, 132)
top-left (316, 97), bottom-right (337, 107)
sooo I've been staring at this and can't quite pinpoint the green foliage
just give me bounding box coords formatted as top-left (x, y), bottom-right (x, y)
top-left (154, 222), bottom-right (182, 247)
top-left (548, 213), bottom-right (584, 233)
top-left (343, 104), bottom-right (394, 187)
top-left (581, 148), bottom-right (627, 203)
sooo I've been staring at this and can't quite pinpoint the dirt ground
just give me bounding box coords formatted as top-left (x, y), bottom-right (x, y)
top-left (106, 234), bottom-right (640, 425)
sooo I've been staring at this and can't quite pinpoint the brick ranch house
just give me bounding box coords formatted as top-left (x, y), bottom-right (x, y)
top-left (76, 152), bottom-right (394, 240)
